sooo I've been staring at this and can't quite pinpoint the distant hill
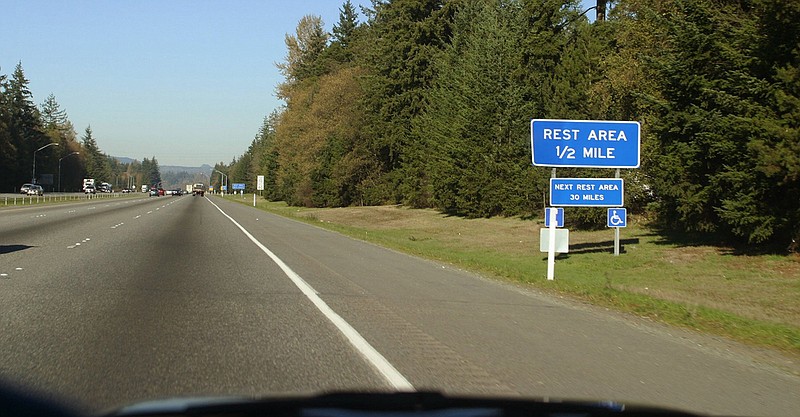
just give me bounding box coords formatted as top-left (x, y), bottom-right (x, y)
top-left (160, 164), bottom-right (213, 174)
top-left (111, 157), bottom-right (213, 175)
top-left (160, 165), bottom-right (214, 190)
top-left (113, 156), bottom-right (137, 165)
top-left (111, 158), bottom-right (213, 189)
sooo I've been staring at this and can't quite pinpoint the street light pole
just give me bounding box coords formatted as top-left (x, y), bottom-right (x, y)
top-left (58, 151), bottom-right (80, 192)
top-left (214, 169), bottom-right (228, 195)
top-left (33, 142), bottom-right (59, 184)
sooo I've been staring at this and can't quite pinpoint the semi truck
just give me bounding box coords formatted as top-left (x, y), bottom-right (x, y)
top-left (83, 178), bottom-right (95, 192)
top-left (192, 183), bottom-right (205, 197)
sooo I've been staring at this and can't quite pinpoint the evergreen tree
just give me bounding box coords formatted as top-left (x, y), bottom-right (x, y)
top-left (417, 0), bottom-right (540, 217)
top-left (748, 0), bottom-right (800, 247)
top-left (255, 112), bottom-right (281, 200)
top-left (277, 14), bottom-right (330, 91)
top-left (81, 125), bottom-right (112, 182)
top-left (211, 162), bottom-right (228, 192)
top-left (247, 0), bottom-right (799, 247)
top-left (518, 0), bottom-right (582, 119)
top-left (6, 63), bottom-right (47, 187)
top-left (358, 0), bottom-right (457, 206)
top-left (39, 94), bottom-right (83, 190)
top-left (40, 93), bottom-right (70, 132)
top-left (0, 70), bottom-right (16, 191)
top-left (642, 0), bottom-right (798, 245)
top-left (141, 157), bottom-right (162, 187)
top-left (326, 1), bottom-right (362, 65)
top-left (81, 125), bottom-right (99, 178)
top-left (307, 66), bottom-right (375, 207)
top-left (332, 0), bottom-right (358, 49)
top-left (229, 152), bottom-right (252, 190)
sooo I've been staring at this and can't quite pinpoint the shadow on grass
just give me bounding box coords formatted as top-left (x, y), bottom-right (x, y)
top-left (644, 226), bottom-right (793, 256)
top-left (540, 238), bottom-right (640, 259)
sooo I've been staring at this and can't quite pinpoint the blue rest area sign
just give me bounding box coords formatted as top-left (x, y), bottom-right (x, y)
top-left (550, 178), bottom-right (624, 207)
top-left (232, 183), bottom-right (246, 190)
top-left (531, 119), bottom-right (640, 168)
top-left (544, 207), bottom-right (564, 228)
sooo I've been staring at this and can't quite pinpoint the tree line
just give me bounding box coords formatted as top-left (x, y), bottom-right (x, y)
top-left (220, 0), bottom-right (799, 248)
top-left (221, 0), bottom-right (797, 249)
top-left (0, 63), bottom-right (161, 192)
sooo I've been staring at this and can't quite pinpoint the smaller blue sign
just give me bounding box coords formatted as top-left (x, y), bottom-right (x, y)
top-left (607, 208), bottom-right (627, 228)
top-left (544, 207), bottom-right (564, 228)
top-left (550, 178), bottom-right (624, 207)
top-left (232, 183), bottom-right (246, 190)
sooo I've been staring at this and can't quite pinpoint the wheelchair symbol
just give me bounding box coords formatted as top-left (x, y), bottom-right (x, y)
top-left (607, 208), bottom-right (626, 227)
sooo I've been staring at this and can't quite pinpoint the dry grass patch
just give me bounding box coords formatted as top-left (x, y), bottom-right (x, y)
top-left (301, 205), bottom-right (539, 256)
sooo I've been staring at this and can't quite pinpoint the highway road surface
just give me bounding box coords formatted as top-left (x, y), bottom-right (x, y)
top-left (1, 195), bottom-right (799, 415)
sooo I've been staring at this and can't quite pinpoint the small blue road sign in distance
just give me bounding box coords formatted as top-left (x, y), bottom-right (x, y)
top-left (607, 208), bottom-right (627, 228)
top-left (531, 119), bottom-right (640, 168)
top-left (550, 178), bottom-right (624, 207)
top-left (232, 183), bottom-right (246, 190)
top-left (544, 207), bottom-right (564, 228)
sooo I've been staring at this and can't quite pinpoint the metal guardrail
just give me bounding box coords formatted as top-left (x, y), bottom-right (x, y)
top-left (0, 192), bottom-right (136, 207)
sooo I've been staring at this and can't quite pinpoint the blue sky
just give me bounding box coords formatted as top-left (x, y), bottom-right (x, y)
top-left (2, 0), bottom-right (374, 167)
top-left (2, 1), bottom-right (595, 167)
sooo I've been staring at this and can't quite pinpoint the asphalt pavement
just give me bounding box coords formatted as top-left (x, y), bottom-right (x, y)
top-left (1, 195), bottom-right (799, 416)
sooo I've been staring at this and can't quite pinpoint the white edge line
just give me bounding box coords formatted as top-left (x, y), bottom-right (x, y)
top-left (205, 197), bottom-right (414, 391)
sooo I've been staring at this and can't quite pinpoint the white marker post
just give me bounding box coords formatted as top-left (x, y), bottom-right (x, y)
top-left (253, 193), bottom-right (256, 207)
top-left (607, 208), bottom-right (627, 256)
top-left (547, 207), bottom-right (557, 280)
top-left (614, 169), bottom-right (621, 256)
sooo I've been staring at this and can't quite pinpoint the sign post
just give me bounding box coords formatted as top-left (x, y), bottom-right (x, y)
top-left (532, 119), bottom-right (640, 279)
top-left (232, 183), bottom-right (245, 196)
top-left (543, 208), bottom-right (566, 280)
top-left (256, 175), bottom-right (265, 206)
top-left (547, 208), bottom-right (556, 280)
top-left (257, 175), bottom-right (265, 191)
top-left (607, 208), bottom-right (627, 255)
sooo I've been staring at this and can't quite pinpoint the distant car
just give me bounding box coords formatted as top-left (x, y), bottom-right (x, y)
top-left (172, 189), bottom-right (183, 196)
top-left (84, 185), bottom-right (96, 194)
top-left (26, 185), bottom-right (44, 196)
top-left (121, 188), bottom-right (132, 193)
top-left (158, 188), bottom-right (165, 196)
top-left (149, 189), bottom-right (159, 197)
top-left (20, 183), bottom-right (34, 194)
